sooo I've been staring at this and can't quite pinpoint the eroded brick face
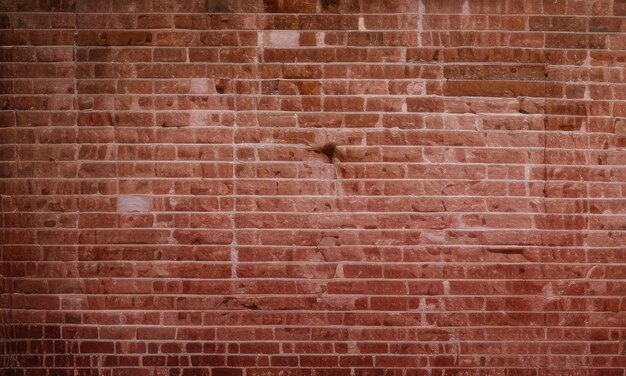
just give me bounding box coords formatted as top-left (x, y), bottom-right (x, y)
top-left (1, 0), bottom-right (626, 374)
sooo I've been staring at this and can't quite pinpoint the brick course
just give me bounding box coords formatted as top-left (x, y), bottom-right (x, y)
top-left (1, 0), bottom-right (626, 374)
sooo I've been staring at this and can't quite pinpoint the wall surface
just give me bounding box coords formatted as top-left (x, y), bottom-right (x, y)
top-left (1, 0), bottom-right (626, 374)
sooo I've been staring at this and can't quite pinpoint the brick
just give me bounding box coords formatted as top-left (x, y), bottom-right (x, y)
top-left (1, 0), bottom-right (624, 374)
top-left (444, 80), bottom-right (546, 97)
top-left (79, 341), bottom-right (115, 354)
top-left (262, 30), bottom-right (300, 48)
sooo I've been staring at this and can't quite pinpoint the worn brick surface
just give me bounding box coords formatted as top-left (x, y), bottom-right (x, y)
top-left (1, 0), bottom-right (626, 374)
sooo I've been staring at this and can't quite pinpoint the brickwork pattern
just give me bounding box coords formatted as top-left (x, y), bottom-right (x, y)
top-left (1, 0), bottom-right (626, 374)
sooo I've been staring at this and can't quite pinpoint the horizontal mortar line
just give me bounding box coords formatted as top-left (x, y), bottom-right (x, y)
top-left (5, 211), bottom-right (626, 216)
top-left (2, 245), bottom-right (621, 248)
top-left (0, 369), bottom-right (620, 373)
top-left (15, 279), bottom-right (620, 283)
top-left (0, 363), bottom-right (619, 368)
top-left (37, 44), bottom-right (626, 51)
top-left (241, 155), bottom-right (626, 161)
top-left (0, 360), bottom-right (616, 365)
top-left (4, 107), bottom-right (624, 113)
top-left (215, 245), bottom-right (626, 249)
top-left (0, 357), bottom-right (614, 361)
top-left (6, 83), bottom-right (626, 91)
top-left (17, 92), bottom-right (626, 98)
top-left (229, 227), bottom-right (626, 232)
top-left (0, 366), bottom-right (622, 370)
top-left (0, 350), bottom-right (621, 356)
top-left (3, 121), bottom-right (607, 125)
top-left (2, 109), bottom-right (617, 117)
top-left (2, 15), bottom-right (611, 21)
top-left (4, 53), bottom-right (617, 61)
top-left (208, 77), bottom-right (622, 82)
top-left (65, 17), bottom-right (626, 24)
top-left (12, 75), bottom-right (624, 82)
top-left (75, 348), bottom-right (612, 351)
top-left (3, 140), bottom-right (622, 145)
top-left (64, 46), bottom-right (626, 54)
top-left (6, 157), bottom-right (614, 163)
top-left (9, 70), bottom-right (626, 76)
top-left (17, 60), bottom-right (626, 69)
top-left (0, 244), bottom-right (618, 250)
top-left (1, 182), bottom-right (624, 188)
top-left (9, 81), bottom-right (626, 89)
top-left (6, 280), bottom-right (626, 285)
top-left (6, 69), bottom-right (625, 75)
top-left (7, 61), bottom-right (612, 67)
top-left (8, 226), bottom-right (626, 231)
top-left (1, 342), bottom-right (623, 348)
top-left (0, 354), bottom-right (621, 359)
top-left (10, 89), bottom-right (626, 96)
top-left (3, 244), bottom-right (621, 249)
top-left (124, 194), bottom-right (624, 200)
top-left (6, 308), bottom-right (626, 317)
top-left (72, 162), bottom-right (626, 168)
top-left (4, 139), bottom-right (619, 145)
top-left (8, 256), bottom-right (626, 266)
top-left (2, 144), bottom-right (620, 151)
top-left (9, 161), bottom-right (626, 168)
top-left (8, 70), bottom-right (624, 75)
top-left (31, 44), bottom-right (626, 51)
top-left (2, 196), bottom-right (625, 201)
top-left (230, 212), bottom-right (626, 216)
top-left (18, 159), bottom-right (626, 165)
top-left (3, 194), bottom-right (626, 200)
top-left (7, 292), bottom-right (626, 298)
top-left (0, 129), bottom-right (618, 136)
top-left (0, 322), bottom-right (620, 330)
top-left (0, 71), bottom-right (624, 77)
top-left (5, 277), bottom-right (626, 282)
top-left (66, 58), bottom-right (626, 65)
top-left (0, 364), bottom-right (620, 369)
top-left (64, 27), bottom-right (626, 34)
top-left (2, 157), bottom-right (621, 161)
top-left (7, 306), bottom-right (622, 312)
top-left (221, 110), bottom-right (614, 115)
top-left (3, 178), bottom-right (625, 183)
top-left (7, 11), bottom-right (622, 16)
top-left (3, 318), bottom-right (625, 326)
top-left (4, 105), bottom-right (625, 111)
top-left (4, 127), bottom-right (622, 133)
top-left (13, 32), bottom-right (626, 39)
top-left (15, 337), bottom-right (622, 343)
top-left (3, 329), bottom-right (623, 338)
top-left (2, 368), bottom-right (623, 372)
top-left (6, 227), bottom-right (626, 232)
top-left (2, 96), bottom-right (619, 103)
top-left (9, 19), bottom-right (623, 26)
top-left (1, 329), bottom-right (623, 340)
top-left (2, 105), bottom-right (619, 111)
top-left (5, 260), bottom-right (626, 265)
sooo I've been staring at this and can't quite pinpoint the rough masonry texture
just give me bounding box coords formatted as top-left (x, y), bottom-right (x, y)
top-left (1, 0), bottom-right (626, 374)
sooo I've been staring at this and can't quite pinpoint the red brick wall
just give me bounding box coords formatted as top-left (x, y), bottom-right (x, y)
top-left (1, 0), bottom-right (626, 374)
